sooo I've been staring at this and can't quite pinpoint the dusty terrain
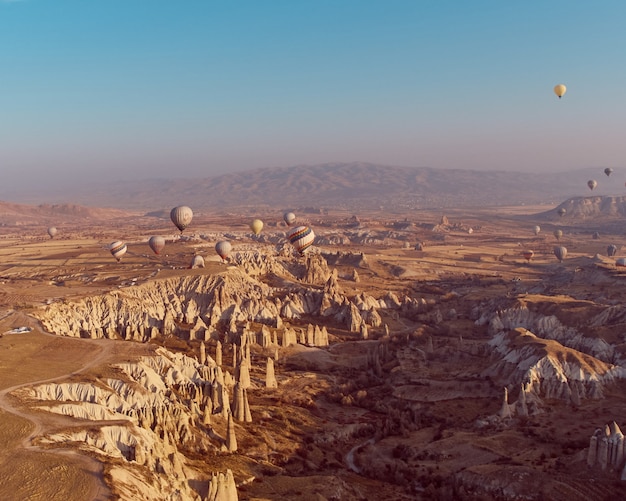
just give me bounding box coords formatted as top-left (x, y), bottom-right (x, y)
top-left (1, 199), bottom-right (626, 500)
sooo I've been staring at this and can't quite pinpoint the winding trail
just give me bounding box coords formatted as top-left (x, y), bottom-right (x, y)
top-left (0, 334), bottom-right (117, 501)
top-left (345, 437), bottom-right (376, 474)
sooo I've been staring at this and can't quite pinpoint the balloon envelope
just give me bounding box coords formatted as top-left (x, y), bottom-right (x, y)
top-left (170, 206), bottom-right (193, 233)
top-left (283, 212), bottom-right (296, 226)
top-left (110, 241), bottom-right (127, 262)
top-left (558, 208), bottom-right (566, 217)
top-left (47, 226), bottom-right (58, 239)
top-left (148, 236), bottom-right (165, 255)
top-left (215, 240), bottom-right (232, 261)
top-left (533, 225), bottom-right (541, 236)
top-left (287, 225), bottom-right (315, 254)
top-left (522, 250), bottom-right (534, 262)
top-left (553, 246), bottom-right (567, 262)
top-left (587, 180), bottom-right (597, 190)
top-left (554, 84), bottom-right (567, 98)
top-left (250, 219), bottom-right (264, 235)
top-left (190, 255), bottom-right (205, 269)
top-left (616, 257), bottom-right (626, 267)
top-left (604, 168), bottom-right (613, 177)
top-left (553, 229), bottom-right (563, 240)
top-left (607, 244), bottom-right (618, 257)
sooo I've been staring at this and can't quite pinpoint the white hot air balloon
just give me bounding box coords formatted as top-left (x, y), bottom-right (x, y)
top-left (287, 225), bottom-right (315, 255)
top-left (587, 179), bottom-right (597, 191)
top-left (170, 206), bottom-right (193, 233)
top-left (110, 241), bottom-right (127, 262)
top-left (47, 226), bottom-right (58, 239)
top-left (215, 240), bottom-right (232, 262)
top-left (533, 225), bottom-right (541, 236)
top-left (554, 84), bottom-right (567, 99)
top-left (148, 236), bottom-right (165, 255)
top-left (190, 255), bottom-right (205, 269)
top-left (283, 211), bottom-right (296, 226)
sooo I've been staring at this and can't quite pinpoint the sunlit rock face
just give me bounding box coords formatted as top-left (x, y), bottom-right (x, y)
top-left (15, 346), bottom-right (239, 501)
top-left (587, 422), bottom-right (626, 476)
top-left (33, 259), bottom-right (420, 341)
top-left (476, 300), bottom-right (617, 363)
top-left (484, 328), bottom-right (624, 406)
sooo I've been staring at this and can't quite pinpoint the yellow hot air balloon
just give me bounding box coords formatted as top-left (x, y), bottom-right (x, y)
top-left (554, 84), bottom-right (567, 99)
top-left (250, 219), bottom-right (264, 235)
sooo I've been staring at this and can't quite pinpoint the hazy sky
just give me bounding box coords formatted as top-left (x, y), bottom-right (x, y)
top-left (2, 0), bottom-right (626, 192)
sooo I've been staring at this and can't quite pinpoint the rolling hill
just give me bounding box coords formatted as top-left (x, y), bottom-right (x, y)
top-left (4, 162), bottom-right (624, 211)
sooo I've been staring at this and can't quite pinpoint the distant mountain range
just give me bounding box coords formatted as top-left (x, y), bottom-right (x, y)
top-left (4, 162), bottom-right (625, 211)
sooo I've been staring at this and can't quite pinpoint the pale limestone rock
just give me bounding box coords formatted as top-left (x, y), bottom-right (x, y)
top-left (200, 342), bottom-right (206, 365)
top-left (500, 387), bottom-right (512, 419)
top-left (232, 383), bottom-right (245, 422)
top-left (258, 325), bottom-right (272, 347)
top-left (226, 413), bottom-right (237, 452)
top-left (303, 254), bottom-right (331, 284)
top-left (216, 341), bottom-right (223, 367)
top-left (360, 323), bottom-right (368, 340)
top-left (207, 469), bottom-right (238, 501)
top-left (282, 327), bottom-right (298, 347)
top-left (266, 358), bottom-right (277, 388)
top-left (348, 303), bottom-right (363, 333)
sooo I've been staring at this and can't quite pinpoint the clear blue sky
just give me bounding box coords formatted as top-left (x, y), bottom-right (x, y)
top-left (2, 0), bottom-right (626, 192)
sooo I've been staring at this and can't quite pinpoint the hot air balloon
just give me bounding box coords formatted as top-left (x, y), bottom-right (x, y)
top-left (616, 258), bottom-right (626, 268)
top-left (287, 225), bottom-right (315, 255)
top-left (190, 255), bottom-right (205, 269)
top-left (592, 232), bottom-right (600, 240)
top-left (283, 212), bottom-right (296, 226)
top-left (170, 206), bottom-right (193, 233)
top-left (553, 246), bottom-right (567, 262)
top-left (553, 229), bottom-right (563, 241)
top-left (554, 84), bottom-right (567, 99)
top-left (607, 244), bottom-right (618, 257)
top-left (110, 241), bottom-right (127, 262)
top-left (587, 180), bottom-right (597, 191)
top-left (250, 219), bottom-right (264, 235)
top-left (148, 236), bottom-right (165, 255)
top-left (558, 208), bottom-right (567, 217)
top-left (522, 250), bottom-right (534, 262)
top-left (215, 240), bottom-right (232, 262)
top-left (604, 168), bottom-right (613, 177)
top-left (533, 225), bottom-right (541, 236)
top-left (47, 226), bottom-right (58, 239)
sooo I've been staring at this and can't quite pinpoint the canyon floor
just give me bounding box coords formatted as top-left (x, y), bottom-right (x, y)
top-left (1, 203), bottom-right (626, 500)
